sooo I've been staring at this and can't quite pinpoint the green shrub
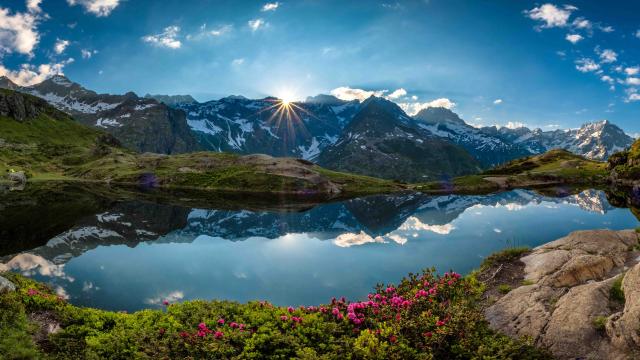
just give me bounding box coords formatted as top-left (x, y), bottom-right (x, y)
top-left (592, 316), bottom-right (607, 331)
top-left (610, 275), bottom-right (625, 303)
top-left (498, 284), bottom-right (512, 294)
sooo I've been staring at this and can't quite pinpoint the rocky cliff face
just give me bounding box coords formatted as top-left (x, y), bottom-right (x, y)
top-left (0, 88), bottom-right (67, 122)
top-left (318, 97), bottom-right (481, 181)
top-left (0, 75), bottom-right (199, 154)
top-left (483, 229), bottom-right (640, 360)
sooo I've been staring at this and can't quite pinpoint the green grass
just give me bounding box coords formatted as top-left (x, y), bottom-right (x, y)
top-left (592, 316), bottom-right (608, 332)
top-left (497, 284), bottom-right (512, 294)
top-left (481, 247), bottom-right (530, 270)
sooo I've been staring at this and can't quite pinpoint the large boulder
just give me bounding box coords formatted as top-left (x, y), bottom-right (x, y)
top-left (485, 229), bottom-right (640, 360)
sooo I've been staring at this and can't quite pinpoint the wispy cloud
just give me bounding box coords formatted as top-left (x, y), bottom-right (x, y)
top-left (67, 0), bottom-right (120, 17)
top-left (231, 58), bottom-right (245, 66)
top-left (597, 48), bottom-right (617, 63)
top-left (493, 98), bottom-right (503, 105)
top-left (81, 49), bottom-right (97, 59)
top-left (399, 98), bottom-right (456, 115)
top-left (387, 88), bottom-right (407, 99)
top-left (261, 2), bottom-right (279, 12)
top-left (248, 18), bottom-right (266, 32)
top-left (330, 86), bottom-right (387, 101)
top-left (142, 26), bottom-right (182, 49)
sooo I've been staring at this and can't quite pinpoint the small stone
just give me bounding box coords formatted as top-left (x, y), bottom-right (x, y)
top-left (0, 276), bottom-right (16, 293)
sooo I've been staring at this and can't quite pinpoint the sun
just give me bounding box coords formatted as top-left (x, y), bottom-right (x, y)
top-left (279, 91), bottom-right (295, 105)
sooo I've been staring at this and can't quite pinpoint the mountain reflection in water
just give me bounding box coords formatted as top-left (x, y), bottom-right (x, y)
top-left (1, 185), bottom-right (638, 311)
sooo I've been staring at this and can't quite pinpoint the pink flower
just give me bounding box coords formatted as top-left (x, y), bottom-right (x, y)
top-left (389, 335), bottom-right (397, 343)
top-left (198, 323), bottom-right (208, 331)
top-left (230, 322), bottom-right (238, 329)
top-left (424, 331), bottom-right (433, 338)
top-left (280, 315), bottom-right (288, 321)
top-left (214, 331), bottom-right (223, 339)
top-left (162, 300), bottom-right (170, 306)
top-left (436, 320), bottom-right (446, 327)
top-left (332, 307), bottom-right (340, 316)
top-left (287, 306), bottom-right (294, 313)
top-left (27, 288), bottom-right (38, 296)
top-left (217, 318), bottom-right (225, 325)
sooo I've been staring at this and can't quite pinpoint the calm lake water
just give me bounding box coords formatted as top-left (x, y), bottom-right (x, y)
top-left (1, 184), bottom-right (638, 311)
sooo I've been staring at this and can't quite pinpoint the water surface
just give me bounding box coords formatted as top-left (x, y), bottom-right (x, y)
top-left (1, 185), bottom-right (638, 311)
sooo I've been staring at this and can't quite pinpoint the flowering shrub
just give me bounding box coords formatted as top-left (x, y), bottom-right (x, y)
top-left (0, 270), bottom-right (551, 359)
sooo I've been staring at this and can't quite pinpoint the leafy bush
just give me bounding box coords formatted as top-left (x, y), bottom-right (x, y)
top-left (498, 285), bottom-right (512, 294)
top-left (0, 270), bottom-right (551, 359)
top-left (610, 275), bottom-right (625, 303)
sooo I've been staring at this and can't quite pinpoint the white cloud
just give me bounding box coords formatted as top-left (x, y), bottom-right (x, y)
top-left (598, 49), bottom-right (617, 63)
top-left (333, 231), bottom-right (387, 248)
top-left (565, 33), bottom-right (583, 44)
top-left (0, 2), bottom-right (41, 56)
top-left (330, 86), bottom-right (388, 102)
top-left (571, 17), bottom-right (591, 30)
top-left (398, 217), bottom-right (455, 235)
top-left (504, 121), bottom-right (526, 129)
top-left (248, 18), bottom-right (265, 32)
top-left (81, 48), bottom-right (97, 59)
top-left (525, 4), bottom-right (575, 29)
top-left (628, 93), bottom-right (640, 102)
top-left (636, 30), bottom-right (640, 39)
top-left (600, 25), bottom-right (614, 33)
top-left (600, 75), bottom-right (614, 84)
top-left (208, 24), bottom-right (232, 36)
top-left (575, 58), bottom-right (600, 72)
top-left (26, 0), bottom-right (42, 13)
top-left (67, 0), bottom-right (120, 17)
top-left (398, 98), bottom-right (456, 116)
top-left (231, 58), bottom-right (245, 66)
top-left (54, 38), bottom-right (69, 54)
top-left (261, 2), bottom-right (279, 11)
top-left (142, 26), bottom-right (181, 49)
top-left (493, 98), bottom-right (503, 105)
top-left (386, 88), bottom-right (407, 99)
top-left (625, 67), bottom-right (639, 76)
top-left (626, 77), bottom-right (640, 86)
top-left (0, 59), bottom-right (73, 86)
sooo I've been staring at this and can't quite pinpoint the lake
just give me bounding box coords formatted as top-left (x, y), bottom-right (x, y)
top-left (1, 184), bottom-right (638, 311)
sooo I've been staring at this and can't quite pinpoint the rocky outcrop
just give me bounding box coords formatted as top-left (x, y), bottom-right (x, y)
top-left (7, 171), bottom-right (26, 184)
top-left (485, 230), bottom-right (640, 359)
top-left (0, 89), bottom-right (67, 122)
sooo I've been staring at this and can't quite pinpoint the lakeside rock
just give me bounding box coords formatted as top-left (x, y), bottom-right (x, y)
top-left (484, 229), bottom-right (640, 359)
top-left (0, 275), bottom-right (15, 293)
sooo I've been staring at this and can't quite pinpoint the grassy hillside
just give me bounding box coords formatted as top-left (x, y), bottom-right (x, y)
top-left (608, 139), bottom-right (640, 181)
top-left (416, 149), bottom-right (609, 193)
top-left (0, 89), bottom-right (402, 195)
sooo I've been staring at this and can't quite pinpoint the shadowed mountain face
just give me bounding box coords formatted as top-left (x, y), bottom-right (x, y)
top-left (0, 75), bottom-right (199, 154)
top-left (317, 97), bottom-right (481, 181)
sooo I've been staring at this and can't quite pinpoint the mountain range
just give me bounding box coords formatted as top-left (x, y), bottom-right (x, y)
top-left (1, 75), bottom-right (634, 181)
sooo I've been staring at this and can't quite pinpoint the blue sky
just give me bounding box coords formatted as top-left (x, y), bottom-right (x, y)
top-left (1, 0), bottom-right (639, 133)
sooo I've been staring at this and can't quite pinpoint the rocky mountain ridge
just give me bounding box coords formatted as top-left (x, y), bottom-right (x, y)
top-left (0, 75), bottom-right (199, 154)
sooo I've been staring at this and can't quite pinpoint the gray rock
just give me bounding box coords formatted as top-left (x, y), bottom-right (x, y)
top-left (0, 275), bottom-right (16, 293)
top-left (7, 171), bottom-right (26, 184)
